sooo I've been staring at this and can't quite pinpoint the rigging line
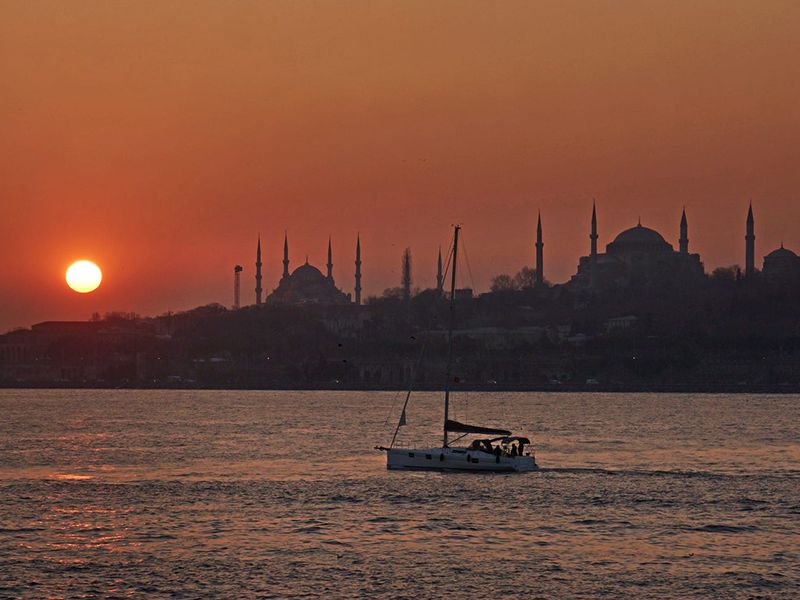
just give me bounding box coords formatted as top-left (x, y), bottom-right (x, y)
top-left (382, 388), bottom-right (405, 428)
top-left (448, 432), bottom-right (469, 445)
top-left (391, 226), bottom-right (460, 448)
top-left (389, 329), bottom-right (431, 448)
top-left (384, 236), bottom-right (449, 433)
top-left (442, 230), bottom-right (456, 283)
top-left (459, 230), bottom-right (477, 293)
top-left (388, 229), bottom-right (451, 446)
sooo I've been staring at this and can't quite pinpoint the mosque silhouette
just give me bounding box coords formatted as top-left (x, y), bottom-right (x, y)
top-left (248, 204), bottom-right (800, 307)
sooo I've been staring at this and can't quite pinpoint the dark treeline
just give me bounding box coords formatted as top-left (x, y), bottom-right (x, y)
top-left (1, 273), bottom-right (800, 391)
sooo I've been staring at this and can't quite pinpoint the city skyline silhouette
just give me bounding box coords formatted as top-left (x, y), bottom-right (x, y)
top-left (3, 2), bottom-right (799, 330)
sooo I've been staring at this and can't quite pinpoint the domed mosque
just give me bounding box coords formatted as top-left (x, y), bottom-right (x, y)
top-left (763, 243), bottom-right (800, 285)
top-left (569, 204), bottom-right (705, 290)
top-left (265, 234), bottom-right (353, 305)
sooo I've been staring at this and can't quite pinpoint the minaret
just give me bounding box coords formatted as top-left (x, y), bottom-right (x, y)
top-left (354, 235), bottom-right (362, 305)
top-left (679, 208), bottom-right (689, 254)
top-left (436, 247), bottom-right (444, 293)
top-left (255, 236), bottom-right (263, 305)
top-left (282, 232), bottom-right (290, 279)
top-left (402, 248), bottom-right (412, 302)
top-left (535, 211), bottom-right (544, 285)
top-left (590, 201), bottom-right (598, 258)
top-left (746, 202), bottom-right (755, 277)
top-left (327, 236), bottom-right (334, 281)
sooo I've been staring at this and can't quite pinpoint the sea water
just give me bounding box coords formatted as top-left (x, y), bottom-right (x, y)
top-left (0, 390), bottom-right (797, 598)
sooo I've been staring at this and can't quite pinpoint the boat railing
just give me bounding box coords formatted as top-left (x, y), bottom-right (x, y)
top-left (381, 441), bottom-right (535, 459)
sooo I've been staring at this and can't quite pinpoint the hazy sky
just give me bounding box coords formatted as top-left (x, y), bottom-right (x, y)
top-left (2, 1), bottom-right (799, 331)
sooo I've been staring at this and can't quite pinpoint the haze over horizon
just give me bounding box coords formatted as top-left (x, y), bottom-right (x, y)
top-left (2, 1), bottom-right (799, 331)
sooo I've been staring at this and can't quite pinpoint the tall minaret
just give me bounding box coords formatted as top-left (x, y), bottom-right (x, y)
top-left (436, 247), bottom-right (444, 293)
top-left (590, 201), bottom-right (598, 258)
top-left (535, 211), bottom-right (544, 285)
top-left (402, 248), bottom-right (412, 302)
top-left (354, 235), bottom-right (362, 305)
top-left (327, 236), bottom-right (334, 281)
top-left (255, 236), bottom-right (263, 305)
top-left (679, 208), bottom-right (689, 254)
top-left (746, 202), bottom-right (755, 277)
top-left (282, 232), bottom-right (290, 279)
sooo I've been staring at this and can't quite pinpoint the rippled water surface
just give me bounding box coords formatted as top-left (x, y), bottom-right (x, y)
top-left (0, 390), bottom-right (798, 598)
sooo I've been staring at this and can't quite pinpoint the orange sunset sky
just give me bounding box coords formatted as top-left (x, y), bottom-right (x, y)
top-left (1, 1), bottom-right (799, 331)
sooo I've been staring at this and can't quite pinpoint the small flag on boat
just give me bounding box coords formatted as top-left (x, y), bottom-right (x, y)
top-left (398, 408), bottom-right (407, 427)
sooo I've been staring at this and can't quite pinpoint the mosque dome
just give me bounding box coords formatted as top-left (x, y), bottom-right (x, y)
top-left (763, 243), bottom-right (800, 284)
top-left (606, 223), bottom-right (673, 255)
top-left (570, 207), bottom-right (705, 290)
top-left (268, 259), bottom-right (349, 306)
top-left (291, 263), bottom-right (326, 283)
top-left (262, 234), bottom-right (353, 306)
top-left (765, 245), bottom-right (797, 259)
top-left (612, 224), bottom-right (668, 245)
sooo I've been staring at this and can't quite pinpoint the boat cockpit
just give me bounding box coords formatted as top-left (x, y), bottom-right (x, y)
top-left (465, 435), bottom-right (533, 458)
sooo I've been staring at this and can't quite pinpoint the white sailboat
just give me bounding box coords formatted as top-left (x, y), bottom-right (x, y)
top-left (378, 226), bottom-right (538, 473)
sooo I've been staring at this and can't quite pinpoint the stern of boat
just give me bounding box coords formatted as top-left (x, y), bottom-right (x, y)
top-left (512, 455), bottom-right (538, 472)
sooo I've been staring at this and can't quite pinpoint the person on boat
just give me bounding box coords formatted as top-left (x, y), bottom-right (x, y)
top-left (518, 441), bottom-right (525, 456)
top-left (470, 440), bottom-right (482, 451)
top-left (510, 444), bottom-right (518, 457)
top-left (493, 445), bottom-right (501, 463)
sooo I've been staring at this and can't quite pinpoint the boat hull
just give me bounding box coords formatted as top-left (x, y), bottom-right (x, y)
top-left (386, 447), bottom-right (537, 473)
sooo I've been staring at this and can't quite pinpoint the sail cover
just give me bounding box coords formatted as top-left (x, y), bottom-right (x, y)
top-left (445, 420), bottom-right (511, 436)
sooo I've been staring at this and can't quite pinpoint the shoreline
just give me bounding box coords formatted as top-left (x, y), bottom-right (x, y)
top-left (2, 382), bottom-right (799, 394)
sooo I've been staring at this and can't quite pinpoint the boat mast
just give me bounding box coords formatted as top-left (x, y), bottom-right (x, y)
top-left (443, 225), bottom-right (460, 448)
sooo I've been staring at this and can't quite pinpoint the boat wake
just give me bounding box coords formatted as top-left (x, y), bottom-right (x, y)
top-left (537, 466), bottom-right (792, 480)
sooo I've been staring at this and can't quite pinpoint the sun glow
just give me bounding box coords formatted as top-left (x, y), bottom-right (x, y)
top-left (66, 260), bottom-right (102, 293)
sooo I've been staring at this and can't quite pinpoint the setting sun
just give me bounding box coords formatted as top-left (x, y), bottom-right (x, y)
top-left (66, 260), bottom-right (102, 293)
